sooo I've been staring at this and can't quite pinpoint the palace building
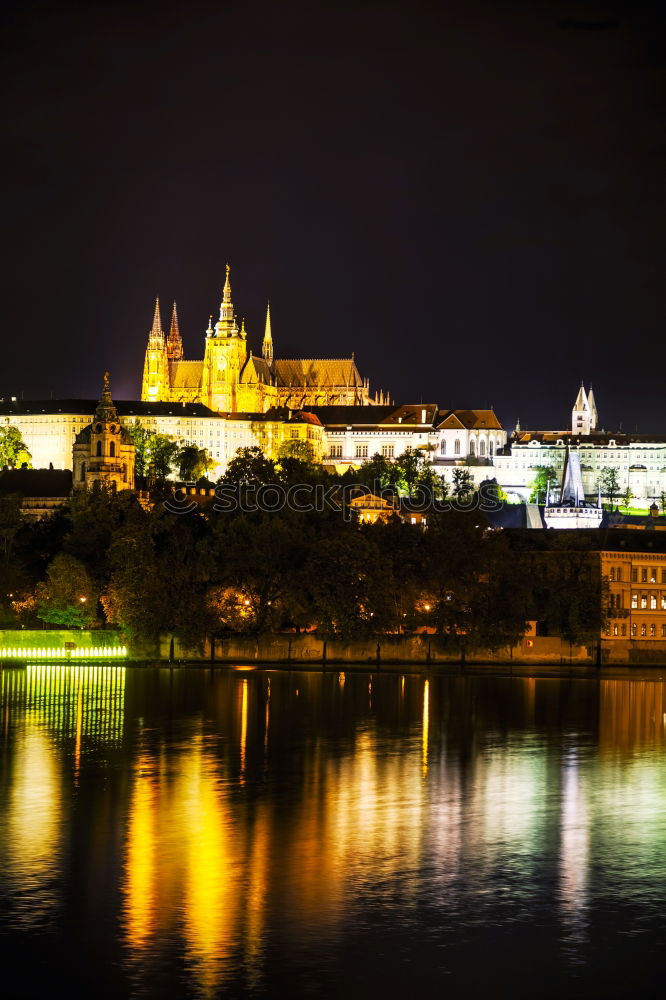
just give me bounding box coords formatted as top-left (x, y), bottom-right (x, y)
top-left (141, 266), bottom-right (384, 413)
top-left (494, 385), bottom-right (666, 506)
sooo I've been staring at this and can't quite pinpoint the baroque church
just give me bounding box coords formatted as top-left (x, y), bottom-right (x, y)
top-left (141, 266), bottom-right (385, 413)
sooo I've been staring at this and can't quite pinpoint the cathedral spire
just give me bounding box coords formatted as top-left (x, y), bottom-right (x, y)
top-left (216, 263), bottom-right (238, 334)
top-left (149, 297), bottom-right (164, 344)
top-left (262, 302), bottom-right (274, 365)
top-left (167, 301), bottom-right (183, 361)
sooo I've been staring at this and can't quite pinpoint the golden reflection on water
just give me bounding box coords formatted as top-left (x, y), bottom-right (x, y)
top-left (422, 678), bottom-right (429, 777)
top-left (121, 730), bottom-right (241, 996)
top-left (0, 663), bottom-right (126, 929)
top-left (5, 728), bottom-right (62, 925)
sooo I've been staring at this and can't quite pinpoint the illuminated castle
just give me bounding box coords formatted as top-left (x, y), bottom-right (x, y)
top-left (141, 266), bottom-right (384, 413)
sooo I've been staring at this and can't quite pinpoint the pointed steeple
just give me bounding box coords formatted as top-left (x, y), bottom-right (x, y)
top-left (572, 382), bottom-right (591, 434)
top-left (573, 381), bottom-right (588, 412)
top-left (215, 263), bottom-right (238, 336)
top-left (587, 385), bottom-right (598, 431)
top-left (262, 302), bottom-right (274, 365)
top-left (95, 371), bottom-right (118, 423)
top-left (166, 301), bottom-right (183, 361)
top-left (149, 297), bottom-right (164, 345)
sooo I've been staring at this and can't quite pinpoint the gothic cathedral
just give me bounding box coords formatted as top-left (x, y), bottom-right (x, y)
top-left (141, 266), bottom-right (384, 413)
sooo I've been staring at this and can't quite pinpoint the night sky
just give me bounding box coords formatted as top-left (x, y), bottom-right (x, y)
top-left (3, 0), bottom-right (665, 431)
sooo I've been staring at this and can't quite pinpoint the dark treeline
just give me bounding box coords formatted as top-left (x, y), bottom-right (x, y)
top-left (0, 449), bottom-right (608, 654)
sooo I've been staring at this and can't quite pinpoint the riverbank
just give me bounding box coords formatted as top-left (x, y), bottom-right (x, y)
top-left (2, 630), bottom-right (666, 667)
top-left (170, 633), bottom-right (666, 667)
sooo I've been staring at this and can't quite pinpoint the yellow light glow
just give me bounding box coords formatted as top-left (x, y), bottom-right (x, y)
top-left (422, 679), bottom-right (429, 777)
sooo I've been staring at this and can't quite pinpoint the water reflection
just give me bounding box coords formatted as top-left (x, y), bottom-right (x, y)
top-left (1, 667), bottom-right (666, 998)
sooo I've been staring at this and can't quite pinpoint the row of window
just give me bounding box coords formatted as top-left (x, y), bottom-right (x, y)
top-left (607, 623), bottom-right (666, 638)
top-left (609, 567), bottom-right (666, 583)
top-left (630, 594), bottom-right (666, 610)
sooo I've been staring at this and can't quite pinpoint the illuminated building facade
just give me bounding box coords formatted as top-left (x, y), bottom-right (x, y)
top-left (1, 398), bottom-right (324, 482)
top-left (141, 266), bottom-right (382, 413)
top-left (317, 404), bottom-right (506, 483)
top-left (495, 386), bottom-right (666, 505)
top-left (602, 549), bottom-right (666, 643)
top-left (72, 374), bottom-right (135, 491)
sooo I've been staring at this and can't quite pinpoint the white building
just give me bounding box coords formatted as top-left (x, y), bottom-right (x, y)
top-left (313, 404), bottom-right (506, 486)
top-left (0, 399), bottom-right (256, 480)
top-left (495, 387), bottom-right (666, 506)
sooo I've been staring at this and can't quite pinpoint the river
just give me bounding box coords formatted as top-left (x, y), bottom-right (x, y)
top-left (1, 664), bottom-right (665, 998)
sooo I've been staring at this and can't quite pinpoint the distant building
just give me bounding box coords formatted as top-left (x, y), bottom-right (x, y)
top-left (1, 395), bottom-right (325, 482)
top-left (73, 374), bottom-right (135, 491)
top-left (312, 404), bottom-right (506, 485)
top-left (0, 468), bottom-right (72, 521)
top-left (495, 386), bottom-right (666, 506)
top-left (141, 266), bottom-right (383, 413)
top-left (602, 547), bottom-right (666, 644)
top-left (544, 446), bottom-right (602, 529)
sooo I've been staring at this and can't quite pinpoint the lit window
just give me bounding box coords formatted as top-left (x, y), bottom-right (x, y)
top-left (650, 624), bottom-right (656, 637)
top-left (641, 595), bottom-right (648, 610)
top-left (631, 593), bottom-right (638, 609)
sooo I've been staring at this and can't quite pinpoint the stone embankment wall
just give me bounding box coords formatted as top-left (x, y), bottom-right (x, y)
top-left (162, 633), bottom-right (607, 666)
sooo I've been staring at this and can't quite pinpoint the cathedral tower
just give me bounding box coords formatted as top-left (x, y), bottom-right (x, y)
top-left (141, 298), bottom-right (169, 402)
top-left (201, 265), bottom-right (248, 412)
top-left (571, 382), bottom-right (591, 435)
top-left (262, 302), bottom-right (274, 366)
top-left (166, 301), bottom-right (183, 361)
top-left (587, 385), bottom-right (598, 431)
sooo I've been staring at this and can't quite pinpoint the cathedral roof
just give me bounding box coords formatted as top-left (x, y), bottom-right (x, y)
top-left (273, 358), bottom-right (363, 388)
top-left (169, 361), bottom-right (204, 388)
top-left (240, 355), bottom-right (273, 384)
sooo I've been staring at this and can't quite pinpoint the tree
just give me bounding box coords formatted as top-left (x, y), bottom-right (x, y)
top-left (277, 439), bottom-right (315, 464)
top-left (219, 446), bottom-right (277, 487)
top-left (305, 532), bottom-right (391, 638)
top-left (0, 426), bottom-right (32, 469)
top-left (660, 491), bottom-right (666, 515)
top-left (148, 434), bottom-right (180, 481)
top-left (0, 494), bottom-right (23, 563)
top-left (177, 445), bottom-right (214, 482)
top-left (528, 465), bottom-right (556, 504)
top-left (451, 468), bottom-right (474, 502)
top-left (36, 553), bottom-right (98, 627)
top-left (394, 449), bottom-right (423, 497)
top-left (126, 420), bottom-right (152, 478)
top-left (600, 467), bottom-right (621, 509)
top-left (621, 486), bottom-right (634, 511)
top-left (527, 548), bottom-right (607, 647)
top-left (104, 505), bottom-right (213, 652)
top-left (357, 453), bottom-right (400, 493)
